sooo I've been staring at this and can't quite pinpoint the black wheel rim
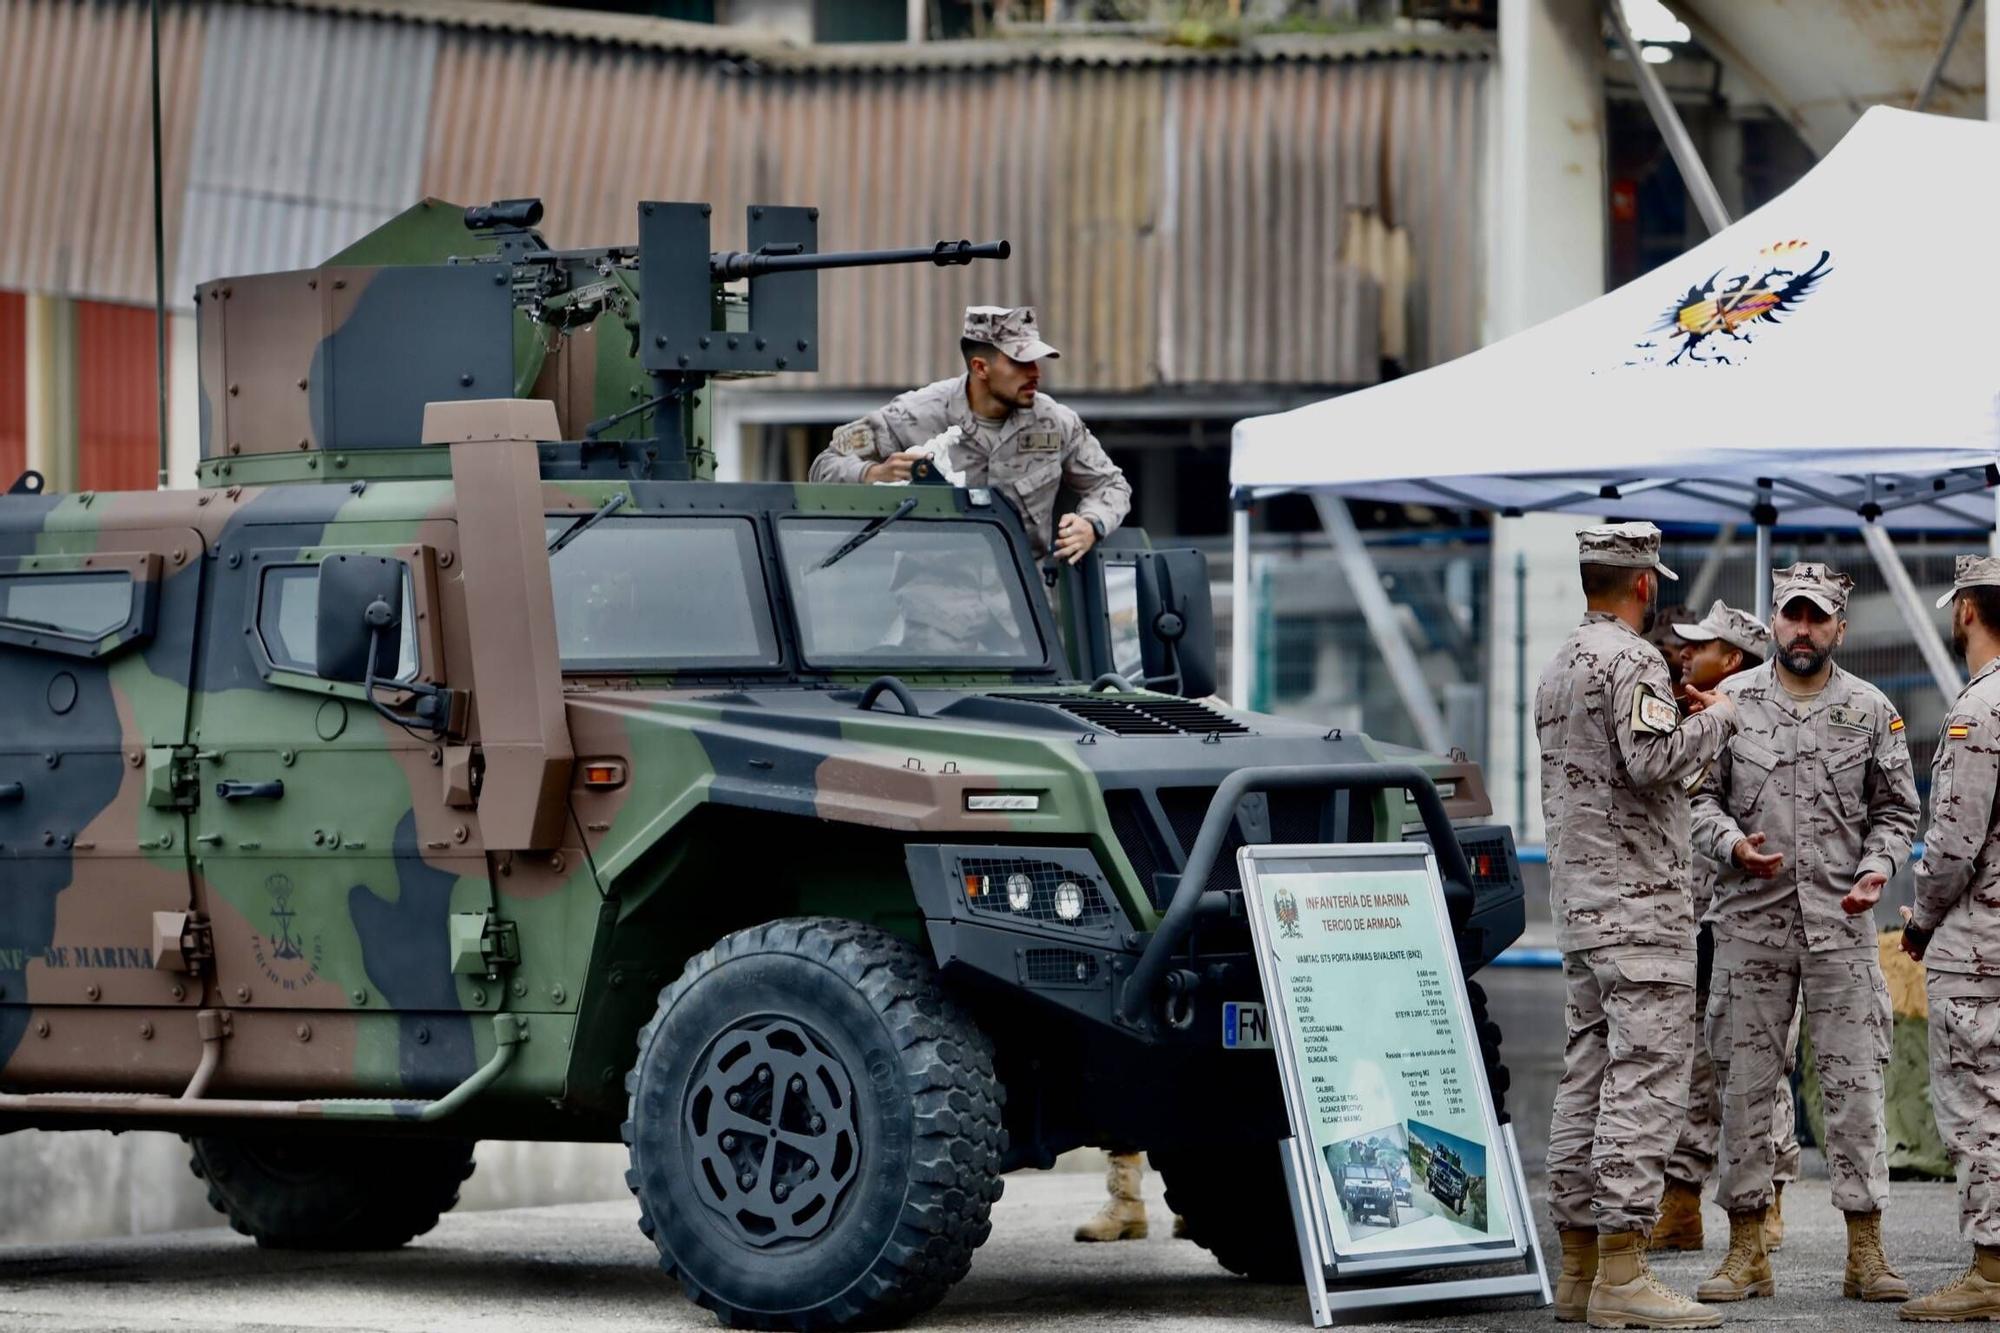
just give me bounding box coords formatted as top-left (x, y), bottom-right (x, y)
top-left (681, 1015), bottom-right (861, 1248)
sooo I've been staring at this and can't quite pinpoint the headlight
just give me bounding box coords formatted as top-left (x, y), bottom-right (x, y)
top-left (1006, 873), bottom-right (1034, 912)
top-left (1054, 881), bottom-right (1084, 922)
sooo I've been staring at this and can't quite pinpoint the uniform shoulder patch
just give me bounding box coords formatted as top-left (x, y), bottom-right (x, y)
top-left (1889, 713), bottom-right (1905, 733)
top-left (1947, 718), bottom-right (1974, 741)
top-left (1631, 681), bottom-right (1681, 735)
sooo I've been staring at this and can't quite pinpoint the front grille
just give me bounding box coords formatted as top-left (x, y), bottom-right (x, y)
top-left (1022, 947), bottom-right (1101, 988)
top-left (1267, 789), bottom-right (1328, 844)
top-left (957, 856), bottom-right (1114, 928)
top-left (1104, 789), bottom-right (1171, 909)
top-left (991, 693), bottom-right (1251, 737)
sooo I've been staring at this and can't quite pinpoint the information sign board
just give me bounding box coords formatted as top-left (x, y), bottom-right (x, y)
top-left (1238, 842), bottom-right (1549, 1324)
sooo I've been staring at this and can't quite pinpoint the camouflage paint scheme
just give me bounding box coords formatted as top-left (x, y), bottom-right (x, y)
top-left (0, 201), bottom-right (1519, 1149)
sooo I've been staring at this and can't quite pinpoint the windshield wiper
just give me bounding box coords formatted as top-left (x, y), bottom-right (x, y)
top-left (547, 493), bottom-right (628, 556)
top-left (817, 496), bottom-right (919, 571)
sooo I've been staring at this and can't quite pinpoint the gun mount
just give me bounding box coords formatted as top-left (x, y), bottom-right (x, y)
top-left (192, 197), bottom-right (1007, 487)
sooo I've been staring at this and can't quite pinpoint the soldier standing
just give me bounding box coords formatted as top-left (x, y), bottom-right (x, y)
top-left (808, 306), bottom-right (1130, 565)
top-left (1653, 601), bottom-right (1796, 1254)
top-left (1687, 563), bottom-right (1916, 1306)
top-left (1900, 556), bottom-right (2000, 1322)
top-left (1538, 522), bottom-right (1737, 1328)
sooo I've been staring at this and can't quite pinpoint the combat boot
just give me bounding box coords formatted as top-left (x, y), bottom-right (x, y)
top-left (1696, 1208), bottom-right (1774, 1302)
top-left (1845, 1211), bottom-right (1910, 1301)
top-left (1649, 1178), bottom-right (1705, 1252)
top-left (1588, 1230), bottom-right (1722, 1329)
top-left (1764, 1181), bottom-right (1785, 1251)
top-left (1555, 1229), bottom-right (1599, 1322)
top-left (1073, 1151), bottom-right (1148, 1242)
top-left (1900, 1246), bottom-right (2000, 1321)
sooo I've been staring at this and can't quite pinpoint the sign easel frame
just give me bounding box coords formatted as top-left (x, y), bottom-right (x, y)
top-left (1238, 842), bottom-right (1551, 1325)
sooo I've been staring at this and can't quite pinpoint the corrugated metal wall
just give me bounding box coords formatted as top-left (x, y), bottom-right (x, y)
top-left (172, 3), bottom-right (438, 300)
top-left (0, 0), bottom-right (205, 305)
top-left (0, 0), bottom-right (1489, 390)
top-left (0, 292), bottom-right (23, 482)
top-left (422, 38), bottom-right (1489, 386)
top-left (75, 300), bottom-right (164, 492)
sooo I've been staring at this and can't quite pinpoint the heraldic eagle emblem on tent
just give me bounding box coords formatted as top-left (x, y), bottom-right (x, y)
top-left (1629, 239), bottom-right (1833, 368)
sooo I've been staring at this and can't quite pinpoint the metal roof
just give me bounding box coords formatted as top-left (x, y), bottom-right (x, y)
top-left (237, 0), bottom-right (1492, 69)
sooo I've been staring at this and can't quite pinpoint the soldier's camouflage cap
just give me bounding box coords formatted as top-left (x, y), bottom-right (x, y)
top-left (962, 306), bottom-right (1060, 362)
top-left (1577, 521), bottom-right (1676, 579)
top-left (1672, 599), bottom-right (1772, 658)
top-left (1934, 554), bottom-right (2000, 609)
top-left (1772, 561), bottom-right (1853, 615)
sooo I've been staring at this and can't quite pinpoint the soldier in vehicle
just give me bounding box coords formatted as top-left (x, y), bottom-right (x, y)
top-left (1688, 564), bottom-right (1916, 1306)
top-left (1537, 522), bottom-right (1738, 1328)
top-left (1900, 556), bottom-right (2000, 1322)
top-left (808, 306), bottom-right (1131, 565)
top-left (1652, 600), bottom-right (1800, 1254)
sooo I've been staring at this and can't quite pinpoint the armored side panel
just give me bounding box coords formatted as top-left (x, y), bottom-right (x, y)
top-left (640, 203), bottom-right (819, 375)
top-left (197, 266), bottom-right (513, 469)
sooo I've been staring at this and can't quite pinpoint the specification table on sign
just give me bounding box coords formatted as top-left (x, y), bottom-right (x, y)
top-left (1247, 850), bottom-right (1513, 1259)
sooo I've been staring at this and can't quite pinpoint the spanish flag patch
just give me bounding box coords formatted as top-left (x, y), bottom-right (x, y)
top-left (1949, 723), bottom-right (1973, 740)
top-left (1890, 715), bottom-right (1905, 733)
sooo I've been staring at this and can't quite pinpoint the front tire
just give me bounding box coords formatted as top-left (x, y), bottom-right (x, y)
top-left (1153, 1143), bottom-right (1304, 1284)
top-left (624, 918), bottom-right (1005, 1330)
top-left (187, 1133), bottom-right (475, 1250)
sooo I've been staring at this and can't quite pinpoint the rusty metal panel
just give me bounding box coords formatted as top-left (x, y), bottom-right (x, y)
top-left (172, 2), bottom-right (437, 301)
top-left (0, 0), bottom-right (205, 305)
top-left (0, 291), bottom-right (23, 483)
top-left (424, 35), bottom-right (1487, 392)
top-left (75, 299), bottom-right (164, 492)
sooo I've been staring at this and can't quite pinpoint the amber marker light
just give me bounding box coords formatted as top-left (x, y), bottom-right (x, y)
top-left (582, 761), bottom-right (628, 789)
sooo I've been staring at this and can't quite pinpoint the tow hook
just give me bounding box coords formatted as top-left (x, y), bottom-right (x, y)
top-left (1162, 969), bottom-right (1201, 1031)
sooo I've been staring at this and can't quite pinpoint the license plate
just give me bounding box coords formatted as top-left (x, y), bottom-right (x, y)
top-left (1222, 1001), bottom-right (1272, 1050)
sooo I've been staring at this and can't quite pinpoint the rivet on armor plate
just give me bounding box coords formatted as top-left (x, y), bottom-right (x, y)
top-left (296, 1023), bottom-right (312, 1042)
top-left (85, 984), bottom-right (100, 1001)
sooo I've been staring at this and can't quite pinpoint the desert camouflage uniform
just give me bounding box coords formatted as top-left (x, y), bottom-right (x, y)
top-left (1539, 524), bottom-right (1738, 1234)
top-left (1690, 645), bottom-right (1916, 1216)
top-left (1668, 830), bottom-right (1804, 1192)
top-left (807, 308), bottom-right (1130, 561)
top-left (1914, 618), bottom-right (2000, 1245)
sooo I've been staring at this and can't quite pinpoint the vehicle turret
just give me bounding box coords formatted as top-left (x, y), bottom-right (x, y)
top-left (192, 199), bottom-right (1006, 487)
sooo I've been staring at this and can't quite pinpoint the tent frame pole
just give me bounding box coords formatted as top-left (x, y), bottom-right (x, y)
top-left (1230, 495), bottom-right (1254, 709)
top-left (1604, 0), bottom-right (1729, 235)
top-left (1753, 480), bottom-right (1775, 623)
top-left (1314, 494), bottom-right (1452, 755)
top-left (1861, 521), bottom-right (1963, 704)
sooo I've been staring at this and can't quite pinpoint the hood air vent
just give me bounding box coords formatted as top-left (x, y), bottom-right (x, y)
top-left (993, 694), bottom-right (1251, 737)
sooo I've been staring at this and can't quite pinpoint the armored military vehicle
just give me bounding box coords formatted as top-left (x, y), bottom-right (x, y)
top-left (0, 198), bottom-right (1524, 1328)
top-left (1427, 1145), bottom-right (1471, 1215)
top-left (1335, 1163), bottom-right (1397, 1227)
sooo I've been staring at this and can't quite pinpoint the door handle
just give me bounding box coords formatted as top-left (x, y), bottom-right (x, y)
top-left (0, 782), bottom-right (21, 803)
top-left (215, 780), bottom-right (284, 802)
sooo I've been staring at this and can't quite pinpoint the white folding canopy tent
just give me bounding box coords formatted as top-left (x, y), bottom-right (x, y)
top-left (1228, 107), bottom-right (2000, 719)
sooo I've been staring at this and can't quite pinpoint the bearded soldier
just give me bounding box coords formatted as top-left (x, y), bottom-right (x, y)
top-left (1688, 564), bottom-right (1916, 1306)
top-left (1538, 522), bottom-right (1737, 1328)
top-left (808, 306), bottom-right (1130, 565)
top-left (1900, 556), bottom-right (2000, 1322)
top-left (1653, 600), bottom-right (1795, 1255)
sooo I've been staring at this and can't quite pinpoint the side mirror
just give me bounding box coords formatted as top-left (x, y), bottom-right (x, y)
top-left (1134, 549), bottom-right (1217, 700)
top-left (316, 554), bottom-right (405, 684)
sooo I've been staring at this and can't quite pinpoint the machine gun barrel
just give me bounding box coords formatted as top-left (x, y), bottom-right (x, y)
top-left (710, 238), bottom-right (1009, 280)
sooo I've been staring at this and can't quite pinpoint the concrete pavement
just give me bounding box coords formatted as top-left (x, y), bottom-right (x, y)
top-left (0, 1166), bottom-right (1971, 1331)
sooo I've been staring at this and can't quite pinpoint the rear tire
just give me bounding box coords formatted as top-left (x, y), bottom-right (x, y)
top-left (623, 917), bottom-right (1005, 1330)
top-left (1154, 1143), bottom-right (1304, 1284)
top-left (187, 1133), bottom-right (475, 1250)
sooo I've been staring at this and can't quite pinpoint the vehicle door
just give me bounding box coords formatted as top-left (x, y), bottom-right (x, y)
top-left (185, 519), bottom-right (491, 1093)
top-left (0, 518), bottom-right (204, 1058)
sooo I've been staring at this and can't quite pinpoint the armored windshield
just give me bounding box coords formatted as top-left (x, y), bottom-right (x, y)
top-left (545, 516), bottom-right (781, 670)
top-left (778, 517), bottom-right (1045, 669)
